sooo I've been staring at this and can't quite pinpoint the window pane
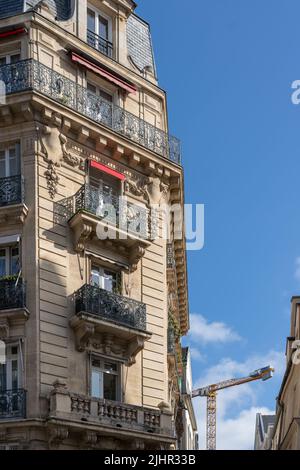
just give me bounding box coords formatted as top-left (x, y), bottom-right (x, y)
top-left (0, 364), bottom-right (6, 391)
top-left (10, 54), bottom-right (20, 64)
top-left (91, 370), bottom-right (102, 398)
top-left (11, 360), bottom-right (18, 390)
top-left (103, 373), bottom-right (117, 400)
top-left (104, 362), bottom-right (117, 373)
top-left (99, 89), bottom-right (113, 103)
top-left (87, 9), bottom-right (96, 32)
top-left (99, 16), bottom-right (109, 39)
top-left (0, 151), bottom-right (5, 178)
top-left (9, 147), bottom-right (20, 176)
top-left (91, 266), bottom-right (101, 287)
top-left (0, 57), bottom-right (6, 66)
top-left (87, 83), bottom-right (97, 94)
top-left (103, 270), bottom-right (116, 293)
top-left (0, 249), bottom-right (6, 277)
top-left (10, 247), bottom-right (19, 276)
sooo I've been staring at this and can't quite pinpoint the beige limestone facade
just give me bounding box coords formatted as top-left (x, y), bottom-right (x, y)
top-left (271, 297), bottom-right (300, 450)
top-left (0, 0), bottom-right (192, 450)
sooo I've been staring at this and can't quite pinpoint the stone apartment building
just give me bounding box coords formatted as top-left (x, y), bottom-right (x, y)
top-left (271, 297), bottom-right (300, 450)
top-left (0, 0), bottom-right (193, 450)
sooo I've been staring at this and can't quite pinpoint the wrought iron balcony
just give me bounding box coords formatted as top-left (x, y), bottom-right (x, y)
top-left (0, 59), bottom-right (181, 164)
top-left (0, 389), bottom-right (26, 419)
top-left (0, 279), bottom-right (26, 311)
top-left (87, 30), bottom-right (113, 58)
top-left (74, 183), bottom-right (149, 239)
top-left (167, 242), bottom-right (176, 269)
top-left (0, 175), bottom-right (23, 207)
top-left (75, 284), bottom-right (147, 331)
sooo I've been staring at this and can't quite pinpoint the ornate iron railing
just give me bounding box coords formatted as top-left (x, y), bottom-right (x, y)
top-left (87, 30), bottom-right (113, 58)
top-left (75, 284), bottom-right (147, 331)
top-left (167, 242), bottom-right (176, 269)
top-left (168, 326), bottom-right (176, 354)
top-left (0, 389), bottom-right (26, 419)
top-left (74, 183), bottom-right (149, 238)
top-left (0, 60), bottom-right (181, 164)
top-left (0, 279), bottom-right (26, 311)
top-left (0, 175), bottom-right (23, 207)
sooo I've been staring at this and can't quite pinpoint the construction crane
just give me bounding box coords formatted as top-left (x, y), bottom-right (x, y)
top-left (192, 366), bottom-right (274, 450)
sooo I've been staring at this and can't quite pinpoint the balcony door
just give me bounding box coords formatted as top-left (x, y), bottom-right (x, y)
top-left (0, 144), bottom-right (20, 179)
top-left (87, 7), bottom-right (113, 57)
top-left (91, 265), bottom-right (118, 293)
top-left (0, 344), bottom-right (22, 392)
top-left (0, 245), bottom-right (19, 278)
top-left (91, 357), bottom-right (119, 401)
top-left (0, 53), bottom-right (20, 66)
top-left (90, 170), bottom-right (120, 220)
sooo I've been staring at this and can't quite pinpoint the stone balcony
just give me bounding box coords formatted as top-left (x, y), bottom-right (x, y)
top-left (0, 59), bottom-right (181, 165)
top-left (48, 381), bottom-right (175, 449)
top-left (70, 284), bottom-right (151, 364)
top-left (0, 279), bottom-right (29, 340)
top-left (68, 183), bottom-right (151, 268)
top-left (0, 175), bottom-right (28, 225)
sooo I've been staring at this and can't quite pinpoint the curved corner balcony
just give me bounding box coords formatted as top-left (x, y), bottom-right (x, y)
top-left (0, 60), bottom-right (182, 165)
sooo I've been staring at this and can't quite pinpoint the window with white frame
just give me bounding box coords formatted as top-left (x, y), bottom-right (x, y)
top-left (87, 82), bottom-right (113, 103)
top-left (91, 357), bottom-right (120, 401)
top-left (87, 5), bottom-right (113, 57)
top-left (0, 343), bottom-right (22, 392)
top-left (90, 264), bottom-right (121, 294)
top-left (0, 143), bottom-right (20, 178)
top-left (0, 52), bottom-right (21, 66)
top-left (0, 245), bottom-right (20, 278)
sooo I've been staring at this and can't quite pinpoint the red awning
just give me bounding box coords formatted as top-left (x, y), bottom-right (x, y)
top-left (71, 52), bottom-right (137, 95)
top-left (0, 28), bottom-right (27, 39)
top-left (90, 160), bottom-right (126, 181)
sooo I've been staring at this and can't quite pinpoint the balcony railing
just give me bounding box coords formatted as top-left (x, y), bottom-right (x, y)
top-left (0, 279), bottom-right (26, 311)
top-left (0, 59), bottom-right (181, 164)
top-left (74, 183), bottom-right (149, 239)
top-left (0, 175), bottom-right (23, 207)
top-left (75, 284), bottom-right (147, 331)
top-left (0, 389), bottom-right (26, 419)
top-left (168, 326), bottom-right (176, 354)
top-left (87, 30), bottom-right (113, 58)
top-left (167, 242), bottom-right (176, 269)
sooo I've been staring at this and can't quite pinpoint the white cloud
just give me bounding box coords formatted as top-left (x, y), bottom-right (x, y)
top-left (189, 314), bottom-right (241, 345)
top-left (193, 350), bottom-right (285, 450)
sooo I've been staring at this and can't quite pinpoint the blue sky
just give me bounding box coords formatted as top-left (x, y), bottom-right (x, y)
top-left (136, 0), bottom-right (300, 449)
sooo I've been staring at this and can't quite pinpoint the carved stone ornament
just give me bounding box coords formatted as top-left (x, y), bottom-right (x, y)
top-left (48, 426), bottom-right (69, 449)
top-left (124, 178), bottom-right (150, 205)
top-left (37, 119), bottom-right (83, 199)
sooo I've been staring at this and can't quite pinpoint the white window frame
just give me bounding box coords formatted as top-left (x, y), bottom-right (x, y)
top-left (0, 343), bottom-right (23, 391)
top-left (0, 144), bottom-right (21, 178)
top-left (0, 51), bottom-right (21, 65)
top-left (90, 356), bottom-right (121, 401)
top-left (87, 81), bottom-right (114, 104)
top-left (90, 264), bottom-right (118, 292)
top-left (87, 5), bottom-right (113, 43)
top-left (0, 245), bottom-right (20, 278)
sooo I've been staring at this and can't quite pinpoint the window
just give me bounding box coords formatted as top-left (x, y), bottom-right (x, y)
top-left (91, 357), bottom-right (120, 401)
top-left (87, 82), bottom-right (113, 103)
top-left (0, 245), bottom-right (20, 278)
top-left (91, 265), bottom-right (120, 293)
top-left (87, 6), bottom-right (113, 57)
top-left (0, 344), bottom-right (22, 392)
top-left (0, 53), bottom-right (20, 66)
top-left (0, 144), bottom-right (20, 178)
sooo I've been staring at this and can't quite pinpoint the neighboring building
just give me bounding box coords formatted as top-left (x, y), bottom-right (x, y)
top-left (271, 297), bottom-right (300, 450)
top-left (254, 413), bottom-right (275, 450)
top-left (180, 347), bottom-right (198, 450)
top-left (0, 0), bottom-right (191, 450)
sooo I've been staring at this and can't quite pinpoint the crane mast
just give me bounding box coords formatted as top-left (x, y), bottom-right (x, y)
top-left (192, 366), bottom-right (274, 450)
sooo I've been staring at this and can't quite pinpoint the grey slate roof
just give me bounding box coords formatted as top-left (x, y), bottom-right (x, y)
top-left (0, 0), bottom-right (72, 20)
top-left (127, 14), bottom-right (156, 77)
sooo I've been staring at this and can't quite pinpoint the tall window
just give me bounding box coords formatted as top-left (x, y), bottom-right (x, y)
top-left (0, 344), bottom-right (21, 392)
top-left (0, 245), bottom-right (20, 278)
top-left (0, 144), bottom-right (20, 178)
top-left (91, 357), bottom-right (120, 401)
top-left (87, 6), bottom-right (113, 57)
top-left (91, 265), bottom-right (119, 294)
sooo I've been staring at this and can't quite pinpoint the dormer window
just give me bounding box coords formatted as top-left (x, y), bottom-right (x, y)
top-left (87, 6), bottom-right (113, 58)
